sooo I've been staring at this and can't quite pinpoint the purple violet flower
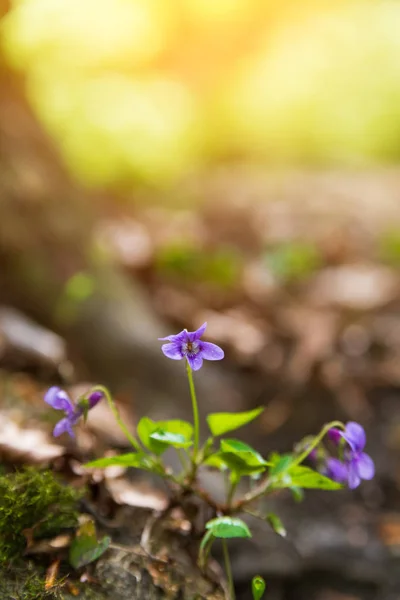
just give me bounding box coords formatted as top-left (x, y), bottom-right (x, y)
top-left (328, 422), bottom-right (375, 489)
top-left (159, 322), bottom-right (224, 371)
top-left (326, 457), bottom-right (349, 483)
top-left (44, 386), bottom-right (103, 438)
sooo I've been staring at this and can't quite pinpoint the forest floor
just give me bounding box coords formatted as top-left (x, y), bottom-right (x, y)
top-left (2, 168), bottom-right (400, 599)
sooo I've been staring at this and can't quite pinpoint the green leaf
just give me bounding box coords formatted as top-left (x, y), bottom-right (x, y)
top-left (205, 441), bottom-right (269, 476)
top-left (269, 453), bottom-right (294, 477)
top-left (197, 436), bottom-right (215, 463)
top-left (138, 417), bottom-right (193, 454)
top-left (217, 455), bottom-right (263, 476)
top-left (220, 439), bottom-right (267, 465)
top-left (206, 516), bottom-right (252, 539)
top-left (150, 429), bottom-right (192, 448)
top-left (268, 454), bottom-right (342, 491)
top-left (69, 521), bottom-right (110, 569)
top-left (266, 513), bottom-right (286, 537)
top-left (149, 419), bottom-right (193, 449)
top-left (273, 465), bottom-right (342, 490)
top-left (219, 439), bottom-right (268, 474)
top-left (137, 417), bottom-right (167, 455)
top-left (229, 470), bottom-right (241, 485)
top-left (158, 419), bottom-right (193, 439)
top-left (252, 576), bottom-right (266, 600)
top-left (84, 453), bottom-right (158, 473)
top-left (207, 407), bottom-right (264, 437)
top-left (203, 452), bottom-right (229, 470)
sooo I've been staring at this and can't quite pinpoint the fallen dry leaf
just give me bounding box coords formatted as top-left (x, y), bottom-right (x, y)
top-left (308, 264), bottom-right (399, 311)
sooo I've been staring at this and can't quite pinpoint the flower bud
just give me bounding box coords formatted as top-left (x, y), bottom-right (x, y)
top-left (87, 390), bottom-right (103, 409)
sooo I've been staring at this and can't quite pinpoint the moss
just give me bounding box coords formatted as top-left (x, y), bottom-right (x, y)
top-left (155, 243), bottom-right (242, 289)
top-left (265, 242), bottom-right (322, 283)
top-left (0, 560), bottom-right (117, 600)
top-left (0, 467), bottom-right (83, 563)
top-left (0, 562), bottom-right (62, 600)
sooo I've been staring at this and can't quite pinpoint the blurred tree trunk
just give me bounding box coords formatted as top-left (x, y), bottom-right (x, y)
top-left (0, 49), bottom-right (239, 422)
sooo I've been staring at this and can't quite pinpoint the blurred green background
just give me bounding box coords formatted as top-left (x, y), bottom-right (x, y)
top-left (3, 0), bottom-right (400, 189)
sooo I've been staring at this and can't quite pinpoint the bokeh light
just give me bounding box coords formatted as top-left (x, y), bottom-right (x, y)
top-left (2, 0), bottom-right (400, 187)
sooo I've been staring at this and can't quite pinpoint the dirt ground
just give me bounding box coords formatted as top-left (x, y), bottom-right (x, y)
top-left (2, 166), bottom-right (400, 599)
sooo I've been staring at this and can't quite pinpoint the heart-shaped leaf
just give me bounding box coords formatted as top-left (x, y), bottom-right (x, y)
top-left (273, 465), bottom-right (342, 490)
top-left (218, 439), bottom-right (269, 474)
top-left (137, 417), bottom-right (168, 455)
top-left (69, 521), bottom-right (110, 569)
top-left (150, 429), bottom-right (192, 448)
top-left (205, 516), bottom-right (252, 539)
top-left (138, 418), bottom-right (193, 454)
top-left (252, 576), bottom-right (266, 600)
top-left (269, 453), bottom-right (294, 476)
top-left (85, 453), bottom-right (158, 472)
top-left (207, 407), bottom-right (264, 437)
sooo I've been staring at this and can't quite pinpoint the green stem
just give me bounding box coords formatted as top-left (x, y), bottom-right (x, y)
top-left (233, 419), bottom-right (345, 511)
top-left (198, 529), bottom-right (214, 569)
top-left (186, 362), bottom-right (200, 462)
top-left (177, 449), bottom-right (189, 473)
top-left (92, 385), bottom-right (141, 452)
top-left (222, 539), bottom-right (235, 600)
top-left (227, 479), bottom-right (238, 507)
top-left (290, 420), bottom-right (344, 469)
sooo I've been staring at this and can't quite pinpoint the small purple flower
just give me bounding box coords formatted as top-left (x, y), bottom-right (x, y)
top-left (341, 422), bottom-right (375, 489)
top-left (45, 386), bottom-right (103, 438)
top-left (326, 457), bottom-right (349, 483)
top-left (159, 322), bottom-right (224, 371)
top-left (328, 422), bottom-right (375, 489)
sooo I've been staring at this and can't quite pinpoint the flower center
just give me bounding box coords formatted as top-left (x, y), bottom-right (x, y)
top-left (182, 341), bottom-right (200, 356)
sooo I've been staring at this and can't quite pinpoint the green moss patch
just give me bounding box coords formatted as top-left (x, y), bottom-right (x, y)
top-left (0, 467), bottom-right (82, 563)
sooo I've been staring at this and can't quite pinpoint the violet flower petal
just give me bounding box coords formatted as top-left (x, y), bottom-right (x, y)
top-left (159, 330), bottom-right (188, 343)
top-left (159, 322), bottom-right (224, 371)
top-left (199, 341), bottom-right (224, 360)
top-left (187, 322), bottom-right (207, 342)
top-left (161, 343), bottom-right (183, 360)
top-left (342, 422), bottom-right (366, 452)
top-left (176, 330), bottom-right (191, 344)
top-left (187, 354), bottom-right (203, 371)
top-left (66, 420), bottom-right (76, 438)
top-left (44, 387), bottom-right (74, 414)
top-left (326, 458), bottom-right (348, 483)
top-left (53, 418), bottom-right (73, 437)
top-left (357, 452), bottom-right (375, 480)
top-left (348, 462), bottom-right (361, 489)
